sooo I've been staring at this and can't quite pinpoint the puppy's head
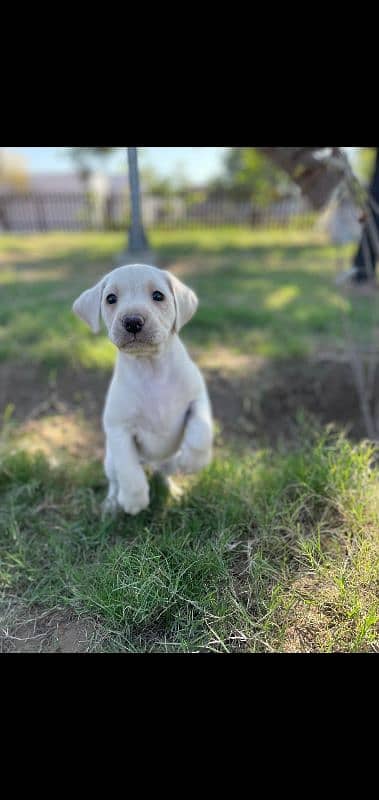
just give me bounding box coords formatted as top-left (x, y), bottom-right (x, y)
top-left (73, 264), bottom-right (198, 356)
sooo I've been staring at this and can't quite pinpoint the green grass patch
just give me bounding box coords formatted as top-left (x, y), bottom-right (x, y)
top-left (1, 424), bottom-right (378, 652)
top-left (0, 228), bottom-right (375, 368)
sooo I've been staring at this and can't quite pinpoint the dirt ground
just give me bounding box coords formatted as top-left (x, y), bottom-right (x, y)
top-left (0, 356), bottom-right (376, 452)
top-left (0, 606), bottom-right (98, 653)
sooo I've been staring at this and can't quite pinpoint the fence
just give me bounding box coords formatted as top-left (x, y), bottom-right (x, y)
top-left (0, 191), bottom-right (315, 233)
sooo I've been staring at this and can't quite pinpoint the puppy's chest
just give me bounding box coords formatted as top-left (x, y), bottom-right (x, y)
top-left (137, 385), bottom-right (186, 431)
top-left (124, 376), bottom-right (190, 436)
top-left (130, 379), bottom-right (190, 461)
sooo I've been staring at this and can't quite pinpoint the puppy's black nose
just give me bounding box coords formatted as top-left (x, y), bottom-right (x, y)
top-left (123, 315), bottom-right (145, 335)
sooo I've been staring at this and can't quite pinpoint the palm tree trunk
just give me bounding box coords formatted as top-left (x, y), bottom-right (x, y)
top-left (127, 147), bottom-right (150, 252)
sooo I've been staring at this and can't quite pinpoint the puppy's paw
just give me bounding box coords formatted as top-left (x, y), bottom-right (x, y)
top-left (117, 485), bottom-right (150, 516)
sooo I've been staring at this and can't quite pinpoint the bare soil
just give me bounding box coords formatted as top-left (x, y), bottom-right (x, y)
top-left (1, 608), bottom-right (98, 653)
top-left (0, 356), bottom-right (376, 449)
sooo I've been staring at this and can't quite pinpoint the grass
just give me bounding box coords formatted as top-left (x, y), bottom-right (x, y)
top-left (1, 423), bottom-right (378, 652)
top-left (0, 228), bottom-right (379, 652)
top-left (0, 228), bottom-right (374, 368)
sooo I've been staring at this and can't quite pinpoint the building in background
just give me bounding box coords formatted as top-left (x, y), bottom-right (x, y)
top-left (0, 150), bottom-right (29, 193)
top-left (0, 158), bottom-right (312, 233)
top-left (0, 168), bottom-right (189, 231)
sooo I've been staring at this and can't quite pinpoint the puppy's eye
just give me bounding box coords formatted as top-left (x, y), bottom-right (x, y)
top-left (106, 294), bottom-right (118, 305)
top-left (152, 291), bottom-right (165, 302)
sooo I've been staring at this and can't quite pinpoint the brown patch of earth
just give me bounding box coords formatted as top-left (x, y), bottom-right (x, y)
top-left (208, 356), bottom-right (378, 446)
top-left (1, 608), bottom-right (99, 654)
top-left (0, 356), bottom-right (376, 454)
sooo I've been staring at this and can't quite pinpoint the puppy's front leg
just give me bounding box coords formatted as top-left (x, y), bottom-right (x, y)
top-left (162, 397), bottom-right (213, 477)
top-left (105, 426), bottom-right (150, 516)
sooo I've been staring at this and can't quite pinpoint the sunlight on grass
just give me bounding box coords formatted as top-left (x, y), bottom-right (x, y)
top-left (265, 286), bottom-right (300, 310)
top-left (73, 337), bottom-right (116, 370)
top-left (195, 347), bottom-right (261, 372)
top-left (0, 228), bottom-right (366, 368)
top-left (4, 414), bottom-right (104, 463)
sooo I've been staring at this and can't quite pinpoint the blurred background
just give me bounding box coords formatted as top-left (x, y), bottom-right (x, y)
top-left (0, 146), bottom-right (371, 232)
top-left (1, 147), bottom-right (379, 653)
top-left (1, 146), bottom-right (377, 447)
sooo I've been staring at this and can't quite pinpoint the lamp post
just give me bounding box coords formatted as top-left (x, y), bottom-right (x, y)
top-left (127, 147), bottom-right (150, 252)
top-left (116, 146), bottom-right (156, 266)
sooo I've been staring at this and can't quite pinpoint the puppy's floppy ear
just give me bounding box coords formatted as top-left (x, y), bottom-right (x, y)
top-left (72, 278), bottom-right (105, 334)
top-left (164, 271), bottom-right (199, 333)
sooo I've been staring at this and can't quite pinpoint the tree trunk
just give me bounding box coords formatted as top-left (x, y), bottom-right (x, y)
top-left (258, 147), bottom-right (344, 210)
top-left (353, 147), bottom-right (379, 281)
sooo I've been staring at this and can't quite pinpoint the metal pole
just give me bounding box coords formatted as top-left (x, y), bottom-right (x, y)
top-left (127, 147), bottom-right (149, 252)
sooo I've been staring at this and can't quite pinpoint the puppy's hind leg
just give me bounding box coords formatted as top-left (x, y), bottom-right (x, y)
top-left (160, 396), bottom-right (213, 478)
top-left (102, 445), bottom-right (119, 516)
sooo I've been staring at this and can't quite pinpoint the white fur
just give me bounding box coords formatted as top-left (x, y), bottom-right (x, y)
top-left (73, 264), bottom-right (213, 515)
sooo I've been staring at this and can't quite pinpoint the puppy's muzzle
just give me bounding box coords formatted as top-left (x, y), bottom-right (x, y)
top-left (122, 315), bottom-right (145, 335)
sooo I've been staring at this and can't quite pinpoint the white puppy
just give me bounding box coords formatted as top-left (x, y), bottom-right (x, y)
top-left (73, 264), bottom-right (213, 515)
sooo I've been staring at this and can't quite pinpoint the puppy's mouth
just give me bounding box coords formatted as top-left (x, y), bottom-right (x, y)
top-left (121, 337), bottom-right (152, 351)
top-left (110, 321), bottom-right (164, 355)
top-left (114, 334), bottom-right (161, 355)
